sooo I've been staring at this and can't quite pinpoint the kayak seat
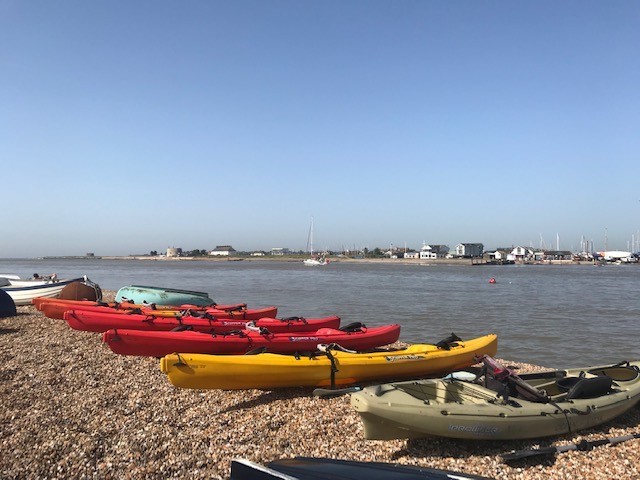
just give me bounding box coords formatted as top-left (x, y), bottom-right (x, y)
top-left (315, 328), bottom-right (343, 335)
top-left (339, 322), bottom-right (364, 332)
top-left (564, 376), bottom-right (613, 400)
top-left (556, 376), bottom-right (581, 392)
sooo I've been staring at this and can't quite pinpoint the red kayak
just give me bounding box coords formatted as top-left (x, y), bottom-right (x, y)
top-left (36, 298), bottom-right (266, 320)
top-left (34, 297), bottom-right (245, 314)
top-left (51, 303), bottom-right (277, 322)
top-left (64, 308), bottom-right (341, 334)
top-left (102, 324), bottom-right (401, 357)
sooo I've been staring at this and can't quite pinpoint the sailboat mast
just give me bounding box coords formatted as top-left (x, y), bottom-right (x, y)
top-left (307, 218), bottom-right (314, 255)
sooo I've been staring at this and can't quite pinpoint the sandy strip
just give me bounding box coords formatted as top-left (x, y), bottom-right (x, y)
top-left (1, 293), bottom-right (638, 479)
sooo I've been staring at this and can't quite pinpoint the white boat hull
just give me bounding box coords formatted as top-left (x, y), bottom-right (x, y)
top-left (0, 274), bottom-right (21, 280)
top-left (303, 258), bottom-right (327, 266)
top-left (1, 277), bottom-right (87, 306)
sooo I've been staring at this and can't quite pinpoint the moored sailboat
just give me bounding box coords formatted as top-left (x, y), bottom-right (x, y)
top-left (303, 217), bottom-right (328, 266)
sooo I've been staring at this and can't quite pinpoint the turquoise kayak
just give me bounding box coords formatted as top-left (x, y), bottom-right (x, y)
top-left (115, 285), bottom-right (214, 306)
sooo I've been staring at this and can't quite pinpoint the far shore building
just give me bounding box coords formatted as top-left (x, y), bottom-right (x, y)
top-left (166, 247), bottom-right (182, 257)
top-left (251, 251), bottom-right (266, 257)
top-left (419, 244), bottom-right (437, 260)
top-left (270, 247), bottom-right (291, 256)
top-left (486, 249), bottom-right (508, 262)
top-left (209, 245), bottom-right (236, 256)
top-left (510, 246), bottom-right (534, 261)
top-left (487, 246), bottom-right (534, 263)
top-left (454, 243), bottom-right (484, 258)
top-left (540, 250), bottom-right (573, 261)
top-left (420, 243), bottom-right (449, 259)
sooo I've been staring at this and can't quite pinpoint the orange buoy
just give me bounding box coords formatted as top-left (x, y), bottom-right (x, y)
top-left (489, 277), bottom-right (496, 284)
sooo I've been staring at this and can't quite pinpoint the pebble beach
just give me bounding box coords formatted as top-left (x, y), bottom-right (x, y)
top-left (1, 292), bottom-right (639, 479)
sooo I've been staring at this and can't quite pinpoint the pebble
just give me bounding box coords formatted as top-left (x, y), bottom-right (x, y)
top-left (1, 292), bottom-right (638, 479)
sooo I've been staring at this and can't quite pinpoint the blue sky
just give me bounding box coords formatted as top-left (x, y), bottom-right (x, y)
top-left (2, 1), bottom-right (639, 257)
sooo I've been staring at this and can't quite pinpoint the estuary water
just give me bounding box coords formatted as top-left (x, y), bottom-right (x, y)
top-left (2, 258), bottom-right (639, 368)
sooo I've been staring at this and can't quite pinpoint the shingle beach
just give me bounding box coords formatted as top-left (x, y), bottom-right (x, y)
top-left (1, 292), bottom-right (638, 479)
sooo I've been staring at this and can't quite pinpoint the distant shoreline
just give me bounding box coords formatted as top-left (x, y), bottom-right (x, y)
top-left (30, 255), bottom-right (605, 266)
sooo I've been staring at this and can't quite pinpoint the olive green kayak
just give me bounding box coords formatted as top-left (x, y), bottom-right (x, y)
top-left (351, 358), bottom-right (640, 440)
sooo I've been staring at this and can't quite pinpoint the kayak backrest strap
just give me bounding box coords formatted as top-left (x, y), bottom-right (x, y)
top-left (323, 348), bottom-right (338, 389)
top-left (171, 325), bottom-right (193, 332)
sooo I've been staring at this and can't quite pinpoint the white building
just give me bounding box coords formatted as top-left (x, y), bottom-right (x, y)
top-left (509, 246), bottom-right (534, 261)
top-left (209, 245), bottom-right (236, 256)
top-left (419, 244), bottom-right (437, 260)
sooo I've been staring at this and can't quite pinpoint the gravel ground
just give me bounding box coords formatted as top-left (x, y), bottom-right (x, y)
top-left (1, 292), bottom-right (639, 479)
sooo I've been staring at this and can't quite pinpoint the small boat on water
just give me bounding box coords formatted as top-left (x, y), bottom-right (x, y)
top-left (303, 256), bottom-right (328, 266)
top-left (350, 356), bottom-right (640, 440)
top-left (159, 334), bottom-right (498, 390)
top-left (0, 276), bottom-right (96, 306)
top-left (64, 308), bottom-right (341, 334)
top-left (115, 285), bottom-right (215, 306)
top-left (303, 217), bottom-right (328, 266)
top-left (104, 323), bottom-right (401, 357)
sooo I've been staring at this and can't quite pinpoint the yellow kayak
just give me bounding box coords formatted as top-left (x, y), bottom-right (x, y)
top-left (159, 334), bottom-right (498, 390)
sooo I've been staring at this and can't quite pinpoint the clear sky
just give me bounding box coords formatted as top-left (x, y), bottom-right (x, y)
top-left (2, 1), bottom-right (639, 257)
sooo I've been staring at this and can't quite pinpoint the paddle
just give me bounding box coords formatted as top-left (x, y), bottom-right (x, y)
top-left (312, 371), bottom-right (477, 398)
top-left (312, 386), bottom-right (363, 398)
top-left (502, 433), bottom-right (640, 462)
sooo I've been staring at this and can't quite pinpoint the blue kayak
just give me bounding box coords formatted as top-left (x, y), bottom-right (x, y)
top-left (115, 285), bottom-right (214, 306)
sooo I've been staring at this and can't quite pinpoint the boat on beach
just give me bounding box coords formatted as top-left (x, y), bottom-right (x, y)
top-left (64, 308), bottom-right (341, 333)
top-left (350, 356), bottom-right (640, 440)
top-left (159, 333), bottom-right (498, 390)
top-left (0, 289), bottom-right (17, 317)
top-left (0, 276), bottom-right (95, 306)
top-left (115, 285), bottom-right (215, 306)
top-left (37, 298), bottom-right (271, 320)
top-left (0, 274), bottom-right (21, 287)
top-left (104, 323), bottom-right (401, 357)
top-left (230, 457), bottom-right (493, 480)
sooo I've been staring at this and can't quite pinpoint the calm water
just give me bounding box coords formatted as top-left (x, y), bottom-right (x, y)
top-left (2, 258), bottom-right (639, 368)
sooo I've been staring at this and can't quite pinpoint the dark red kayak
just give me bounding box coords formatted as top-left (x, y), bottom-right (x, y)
top-left (52, 303), bottom-right (277, 321)
top-left (38, 298), bottom-right (250, 320)
top-left (64, 308), bottom-right (341, 334)
top-left (102, 324), bottom-right (401, 357)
